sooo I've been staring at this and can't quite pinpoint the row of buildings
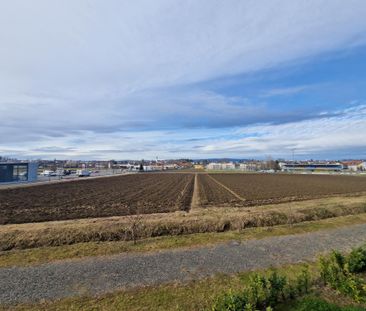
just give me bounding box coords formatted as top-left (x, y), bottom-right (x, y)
top-left (203, 160), bottom-right (366, 172)
top-left (1, 159), bottom-right (366, 184)
top-left (0, 158), bottom-right (193, 184)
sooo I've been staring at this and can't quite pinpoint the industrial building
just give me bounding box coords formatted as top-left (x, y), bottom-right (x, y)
top-left (206, 162), bottom-right (236, 170)
top-left (280, 162), bottom-right (343, 172)
top-left (0, 162), bottom-right (38, 183)
top-left (239, 162), bottom-right (262, 171)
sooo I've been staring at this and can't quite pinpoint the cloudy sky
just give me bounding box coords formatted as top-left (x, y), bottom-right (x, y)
top-left (1, 0), bottom-right (366, 160)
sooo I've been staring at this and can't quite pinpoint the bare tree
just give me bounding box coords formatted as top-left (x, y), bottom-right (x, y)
top-left (263, 155), bottom-right (281, 171)
top-left (125, 204), bottom-right (145, 245)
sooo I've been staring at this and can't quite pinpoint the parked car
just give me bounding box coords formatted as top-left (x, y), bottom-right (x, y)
top-left (76, 169), bottom-right (91, 177)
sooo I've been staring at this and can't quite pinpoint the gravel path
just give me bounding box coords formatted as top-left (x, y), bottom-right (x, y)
top-left (1, 224), bottom-right (366, 305)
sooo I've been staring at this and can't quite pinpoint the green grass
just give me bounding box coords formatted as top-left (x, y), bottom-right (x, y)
top-left (1, 213), bottom-right (366, 268)
top-left (279, 296), bottom-right (366, 311)
top-left (3, 263), bottom-right (363, 311)
top-left (0, 264), bottom-right (314, 311)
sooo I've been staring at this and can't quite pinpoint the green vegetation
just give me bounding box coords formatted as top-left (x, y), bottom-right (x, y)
top-left (3, 246), bottom-right (366, 311)
top-left (320, 247), bottom-right (366, 302)
top-left (211, 266), bottom-right (311, 310)
top-left (287, 297), bottom-right (365, 311)
top-left (0, 264), bottom-right (312, 311)
top-left (211, 245), bottom-right (366, 310)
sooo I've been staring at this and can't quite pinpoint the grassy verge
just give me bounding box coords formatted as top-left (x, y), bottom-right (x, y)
top-left (278, 296), bottom-right (365, 311)
top-left (1, 194), bottom-right (366, 251)
top-left (2, 213), bottom-right (366, 268)
top-left (3, 261), bottom-right (364, 311)
top-left (0, 263), bottom-right (316, 311)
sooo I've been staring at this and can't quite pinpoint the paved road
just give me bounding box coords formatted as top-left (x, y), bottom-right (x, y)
top-left (1, 224), bottom-right (366, 305)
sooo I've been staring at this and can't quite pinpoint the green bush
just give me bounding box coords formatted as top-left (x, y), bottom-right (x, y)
top-left (348, 247), bottom-right (366, 274)
top-left (212, 244), bottom-right (366, 310)
top-left (211, 290), bottom-right (248, 311)
top-left (295, 265), bottom-right (311, 295)
top-left (319, 251), bottom-right (366, 303)
top-left (268, 270), bottom-right (287, 304)
top-left (245, 274), bottom-right (270, 308)
top-left (212, 270), bottom-right (291, 310)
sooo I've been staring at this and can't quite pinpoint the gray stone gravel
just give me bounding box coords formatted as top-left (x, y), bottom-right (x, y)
top-left (1, 224), bottom-right (366, 305)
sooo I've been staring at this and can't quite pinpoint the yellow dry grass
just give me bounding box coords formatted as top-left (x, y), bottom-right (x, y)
top-left (1, 194), bottom-right (366, 251)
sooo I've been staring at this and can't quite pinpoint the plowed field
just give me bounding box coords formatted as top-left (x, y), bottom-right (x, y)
top-left (198, 174), bottom-right (241, 206)
top-left (207, 173), bottom-right (366, 206)
top-left (0, 173), bottom-right (194, 224)
top-left (2, 172), bottom-right (366, 225)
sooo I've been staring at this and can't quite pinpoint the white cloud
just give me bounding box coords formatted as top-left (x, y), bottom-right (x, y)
top-left (1, 104), bottom-right (365, 160)
top-left (197, 105), bottom-right (366, 158)
top-left (260, 85), bottom-right (312, 97)
top-left (1, 1), bottom-right (366, 158)
top-left (1, 0), bottom-right (366, 93)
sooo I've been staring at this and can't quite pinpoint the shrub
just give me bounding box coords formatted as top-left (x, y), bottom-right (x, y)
top-left (348, 247), bottom-right (366, 274)
top-left (211, 290), bottom-right (247, 311)
top-left (212, 270), bottom-right (291, 311)
top-left (319, 251), bottom-right (366, 303)
top-left (212, 245), bottom-right (366, 311)
top-left (245, 274), bottom-right (271, 308)
top-left (268, 270), bottom-right (287, 304)
top-left (296, 265), bottom-right (311, 295)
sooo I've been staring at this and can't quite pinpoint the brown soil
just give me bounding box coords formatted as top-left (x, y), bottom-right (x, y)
top-left (2, 172), bottom-right (366, 226)
top-left (0, 173), bottom-right (194, 224)
top-left (197, 174), bottom-right (241, 206)
top-left (1, 194), bottom-right (366, 251)
top-left (207, 173), bottom-right (366, 207)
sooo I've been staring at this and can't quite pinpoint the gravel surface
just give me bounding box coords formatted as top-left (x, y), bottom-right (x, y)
top-left (1, 224), bottom-right (366, 305)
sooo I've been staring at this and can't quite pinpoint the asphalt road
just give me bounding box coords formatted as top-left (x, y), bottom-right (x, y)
top-left (1, 223), bottom-right (366, 305)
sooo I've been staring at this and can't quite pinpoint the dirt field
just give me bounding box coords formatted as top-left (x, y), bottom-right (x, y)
top-left (2, 172), bottom-right (366, 226)
top-left (208, 173), bottom-right (366, 206)
top-left (0, 173), bottom-right (194, 224)
top-left (198, 174), bottom-right (241, 206)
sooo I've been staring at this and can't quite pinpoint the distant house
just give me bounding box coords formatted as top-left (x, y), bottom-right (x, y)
top-left (361, 162), bottom-right (366, 171)
top-left (342, 161), bottom-right (366, 172)
top-left (206, 163), bottom-right (222, 170)
top-left (221, 162), bottom-right (236, 170)
top-left (239, 162), bottom-right (260, 171)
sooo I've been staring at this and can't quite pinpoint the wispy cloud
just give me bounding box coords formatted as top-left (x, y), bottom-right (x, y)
top-left (1, 104), bottom-right (365, 160)
top-left (1, 1), bottom-right (366, 159)
top-left (260, 85), bottom-right (312, 97)
top-left (197, 104), bottom-right (366, 158)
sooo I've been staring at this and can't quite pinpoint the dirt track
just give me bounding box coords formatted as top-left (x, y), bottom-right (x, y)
top-left (1, 223), bottom-right (366, 305)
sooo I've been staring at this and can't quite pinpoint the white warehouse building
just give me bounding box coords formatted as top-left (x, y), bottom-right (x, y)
top-left (206, 162), bottom-right (236, 170)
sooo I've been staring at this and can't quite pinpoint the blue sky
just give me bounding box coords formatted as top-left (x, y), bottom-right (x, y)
top-left (0, 0), bottom-right (366, 160)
